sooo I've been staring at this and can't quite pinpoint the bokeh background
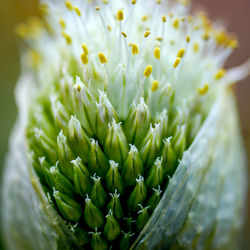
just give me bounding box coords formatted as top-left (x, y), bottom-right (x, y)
top-left (0, 0), bottom-right (249, 249)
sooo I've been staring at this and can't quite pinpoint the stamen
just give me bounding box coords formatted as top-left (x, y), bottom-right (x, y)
top-left (131, 0), bottom-right (137, 4)
top-left (173, 19), bottom-right (179, 29)
top-left (151, 80), bottom-right (159, 92)
top-left (65, 1), bottom-right (73, 10)
top-left (81, 53), bottom-right (88, 64)
top-left (117, 10), bottom-right (124, 21)
top-left (177, 48), bottom-right (185, 58)
top-left (197, 84), bottom-right (209, 95)
top-left (131, 44), bottom-right (139, 55)
top-left (186, 35), bottom-right (190, 43)
top-left (173, 57), bottom-right (181, 68)
top-left (82, 43), bottom-right (89, 55)
top-left (214, 69), bottom-right (226, 80)
top-left (61, 32), bottom-right (72, 44)
top-left (144, 65), bottom-right (153, 78)
top-left (98, 52), bottom-right (107, 64)
top-left (144, 31), bottom-right (151, 38)
top-left (154, 47), bottom-right (161, 60)
top-left (59, 18), bottom-right (66, 29)
top-left (73, 6), bottom-right (81, 17)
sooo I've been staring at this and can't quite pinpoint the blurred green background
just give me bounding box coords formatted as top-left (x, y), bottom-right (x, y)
top-left (0, 0), bottom-right (249, 249)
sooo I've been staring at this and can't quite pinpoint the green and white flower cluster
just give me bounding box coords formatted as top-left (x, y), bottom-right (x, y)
top-left (1, 0), bottom-right (249, 250)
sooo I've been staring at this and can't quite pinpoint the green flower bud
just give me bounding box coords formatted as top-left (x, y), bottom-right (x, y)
top-left (88, 139), bottom-right (109, 177)
top-left (84, 195), bottom-right (104, 229)
top-left (57, 130), bottom-right (75, 180)
top-left (67, 116), bottom-right (90, 163)
top-left (124, 98), bottom-right (151, 147)
top-left (104, 119), bottom-right (128, 165)
top-left (1, 0), bottom-right (248, 249)
top-left (103, 210), bottom-right (121, 241)
top-left (90, 229), bottom-right (108, 250)
top-left (107, 190), bottom-right (124, 220)
top-left (53, 189), bottom-right (82, 222)
top-left (72, 157), bottom-right (91, 195)
top-left (120, 232), bottom-right (135, 250)
top-left (90, 174), bottom-right (107, 208)
top-left (50, 163), bottom-right (75, 197)
top-left (128, 175), bottom-right (147, 211)
top-left (105, 160), bottom-right (124, 194)
top-left (136, 205), bottom-right (150, 231)
top-left (122, 145), bottom-right (143, 186)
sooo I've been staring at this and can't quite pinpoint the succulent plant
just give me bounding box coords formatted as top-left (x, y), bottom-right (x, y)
top-left (1, 0), bottom-right (249, 250)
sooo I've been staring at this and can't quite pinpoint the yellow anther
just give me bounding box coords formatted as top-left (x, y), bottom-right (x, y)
top-left (28, 50), bottom-right (41, 69)
top-left (98, 52), bottom-right (107, 64)
top-left (81, 53), bottom-right (89, 64)
top-left (202, 32), bottom-right (210, 41)
top-left (131, 0), bottom-right (137, 4)
top-left (107, 25), bottom-right (112, 31)
top-left (144, 65), bottom-right (153, 78)
top-left (186, 35), bottom-right (190, 43)
top-left (95, 6), bottom-right (101, 11)
top-left (131, 44), bottom-right (139, 55)
top-left (65, 1), bottom-right (73, 10)
top-left (151, 80), bottom-right (159, 92)
top-left (81, 43), bottom-right (89, 55)
top-left (162, 15), bottom-right (167, 23)
top-left (173, 19), bottom-right (179, 29)
top-left (154, 47), bottom-right (161, 60)
top-left (193, 42), bottom-right (199, 52)
top-left (214, 69), bottom-right (226, 80)
top-left (156, 37), bottom-right (163, 42)
top-left (117, 9), bottom-right (124, 21)
top-left (197, 84), bottom-right (209, 95)
top-left (102, 0), bottom-right (109, 4)
top-left (169, 13), bottom-right (174, 18)
top-left (59, 18), bottom-right (66, 29)
top-left (121, 32), bottom-right (127, 37)
top-left (187, 15), bottom-right (193, 22)
top-left (15, 23), bottom-right (28, 38)
top-left (228, 39), bottom-right (239, 49)
top-left (156, 0), bottom-right (161, 4)
top-left (142, 15), bottom-right (148, 22)
top-left (181, 17), bottom-right (186, 22)
top-left (144, 31), bottom-right (151, 38)
top-left (62, 32), bottom-right (72, 44)
top-left (74, 7), bottom-right (81, 16)
top-left (173, 57), bottom-right (181, 68)
top-left (177, 48), bottom-right (185, 58)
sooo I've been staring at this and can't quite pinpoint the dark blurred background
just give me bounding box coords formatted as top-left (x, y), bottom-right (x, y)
top-left (0, 0), bottom-right (249, 249)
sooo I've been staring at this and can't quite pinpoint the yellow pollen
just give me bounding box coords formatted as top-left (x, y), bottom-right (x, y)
top-left (131, 0), bottom-right (137, 4)
top-left (228, 39), bottom-right (239, 49)
top-left (156, 37), bottom-right (163, 42)
top-left (82, 43), bottom-right (88, 55)
top-left (121, 32), bottom-right (127, 37)
top-left (65, 1), bottom-right (73, 10)
top-left (95, 6), bottom-right (101, 11)
top-left (173, 19), bottom-right (179, 29)
top-left (197, 84), bottom-right (209, 95)
top-left (214, 69), bottom-right (226, 80)
top-left (156, 0), bottom-right (161, 4)
top-left (102, 0), bottom-right (109, 4)
top-left (131, 44), bottom-right (139, 55)
top-left (81, 53), bottom-right (89, 64)
top-left (98, 52), bottom-right (107, 64)
top-left (62, 32), bottom-right (72, 44)
top-left (202, 32), bottom-right (210, 41)
top-left (142, 15), bottom-right (148, 22)
top-left (151, 80), bottom-right (159, 92)
top-left (144, 65), bottom-right (153, 78)
top-left (154, 47), bottom-right (161, 60)
top-left (144, 31), bottom-right (151, 38)
top-left (177, 48), bottom-right (185, 58)
top-left (162, 15), bottom-right (167, 23)
top-left (173, 57), bottom-right (181, 68)
top-left (193, 42), bottom-right (199, 52)
top-left (117, 10), bottom-right (124, 21)
top-left (107, 25), bottom-right (112, 31)
top-left (73, 7), bottom-right (81, 16)
top-left (186, 35), bottom-right (190, 43)
top-left (181, 17), bottom-right (186, 22)
top-left (59, 19), bottom-right (66, 29)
